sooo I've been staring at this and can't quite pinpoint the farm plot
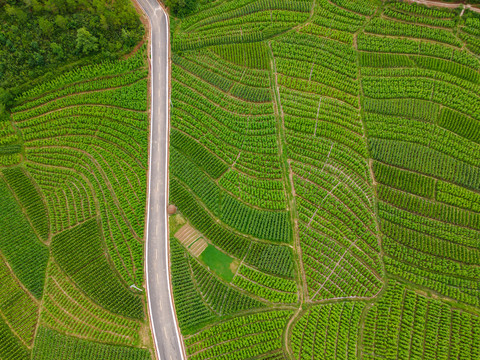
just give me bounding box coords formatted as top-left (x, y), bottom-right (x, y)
top-left (361, 281), bottom-right (480, 360)
top-left (291, 302), bottom-right (364, 360)
top-left (32, 327), bottom-right (151, 360)
top-left (359, 1), bottom-right (480, 307)
top-left (11, 49), bottom-right (149, 287)
top-left (169, 0), bottom-right (480, 358)
top-left (271, 4), bottom-right (383, 301)
top-left (184, 310), bottom-right (293, 360)
top-left (169, 8), bottom-right (300, 341)
top-left (0, 48), bottom-right (152, 358)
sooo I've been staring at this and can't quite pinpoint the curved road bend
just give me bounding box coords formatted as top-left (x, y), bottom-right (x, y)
top-left (136, 1), bottom-right (184, 359)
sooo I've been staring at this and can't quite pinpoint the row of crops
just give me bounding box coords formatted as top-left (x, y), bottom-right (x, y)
top-left (358, 3), bottom-right (480, 308)
top-left (169, 0), bottom-right (480, 358)
top-left (11, 50), bottom-right (150, 286)
top-left (362, 281), bottom-right (480, 360)
top-left (32, 327), bottom-right (151, 360)
top-left (0, 48), bottom-right (153, 358)
top-left (41, 262), bottom-right (142, 346)
top-left (271, 12), bottom-right (384, 303)
top-left (291, 302), bottom-right (364, 360)
top-left (289, 281), bottom-right (480, 360)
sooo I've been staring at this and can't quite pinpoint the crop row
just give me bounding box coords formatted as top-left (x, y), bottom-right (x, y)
top-left (382, 199), bottom-right (478, 253)
top-left (365, 17), bottom-right (461, 47)
top-left (0, 256), bottom-right (38, 345)
top-left (357, 33), bottom-right (480, 69)
top-left (381, 219), bottom-right (479, 266)
top-left (213, 42), bottom-right (269, 70)
top-left (15, 48), bottom-right (146, 103)
top-left (299, 222), bottom-right (383, 301)
top-left (0, 317), bottom-right (29, 360)
top-left (0, 179), bottom-right (48, 299)
top-left (171, 239), bottom-right (217, 334)
top-left (362, 281), bottom-right (480, 359)
top-left (436, 180), bottom-right (480, 212)
top-left (378, 184), bottom-right (480, 230)
top-left (190, 258), bottom-right (264, 315)
top-left (50, 219), bottom-right (144, 319)
top-left (370, 138), bottom-right (480, 191)
top-left (363, 97), bottom-right (439, 124)
top-left (244, 241), bottom-right (295, 278)
top-left (2, 166), bottom-right (49, 240)
top-left (232, 265), bottom-right (298, 303)
top-left (383, 7), bottom-right (456, 28)
top-left (171, 148), bottom-right (292, 242)
top-left (13, 79), bottom-right (147, 122)
top-left (373, 161), bottom-right (435, 199)
top-left (438, 107), bottom-right (480, 145)
top-left (12, 68), bottom-right (148, 113)
top-left (389, 1), bottom-right (456, 19)
top-left (32, 327), bottom-right (151, 360)
top-left (41, 262), bottom-right (141, 346)
top-left (291, 302), bottom-right (364, 360)
top-left (219, 169), bottom-right (287, 210)
top-left (273, 26), bottom-right (384, 302)
top-left (185, 50), bottom-right (272, 88)
top-left (330, 0), bottom-right (376, 16)
top-left (0, 153), bottom-right (21, 166)
top-left (272, 33), bottom-right (357, 75)
top-left (13, 70), bottom-right (150, 284)
top-left (170, 179), bottom-right (250, 258)
top-left (185, 310), bottom-right (293, 360)
top-left (24, 143), bottom-right (145, 284)
top-left (24, 161), bottom-right (94, 235)
top-left (172, 67), bottom-right (273, 115)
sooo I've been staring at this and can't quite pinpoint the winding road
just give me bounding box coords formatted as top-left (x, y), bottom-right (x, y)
top-left (136, 1), bottom-right (184, 359)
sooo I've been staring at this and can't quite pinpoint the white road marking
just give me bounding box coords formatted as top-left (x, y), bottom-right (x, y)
top-left (140, 2), bottom-right (184, 360)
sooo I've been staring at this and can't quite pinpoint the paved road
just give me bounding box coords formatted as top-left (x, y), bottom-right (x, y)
top-left (136, 1), bottom-right (184, 359)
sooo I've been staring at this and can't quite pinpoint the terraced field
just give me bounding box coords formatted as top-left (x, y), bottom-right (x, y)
top-left (0, 49), bottom-right (153, 359)
top-left (168, 0), bottom-right (480, 359)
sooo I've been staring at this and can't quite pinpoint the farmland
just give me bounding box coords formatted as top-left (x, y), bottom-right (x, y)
top-left (168, 0), bottom-right (480, 359)
top-left (0, 43), bottom-right (153, 358)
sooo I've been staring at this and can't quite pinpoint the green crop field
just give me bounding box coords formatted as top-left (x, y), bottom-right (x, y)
top-left (2, 0), bottom-right (480, 358)
top-left (168, 0), bottom-right (480, 359)
top-left (0, 4), bottom-right (153, 354)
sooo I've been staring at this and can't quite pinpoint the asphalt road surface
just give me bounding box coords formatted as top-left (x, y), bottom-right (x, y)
top-left (136, 1), bottom-right (184, 359)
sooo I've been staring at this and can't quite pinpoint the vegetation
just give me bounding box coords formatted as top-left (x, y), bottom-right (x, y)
top-left (32, 327), bottom-right (151, 360)
top-left (0, 177), bottom-right (49, 299)
top-left (198, 245), bottom-right (235, 282)
top-left (168, 0), bottom-right (480, 358)
top-left (0, 1), bottom-right (152, 353)
top-left (0, 0), bottom-right (144, 92)
top-left (292, 302), bottom-right (364, 359)
top-left (362, 281), bottom-right (480, 360)
top-left (2, 0), bottom-right (480, 358)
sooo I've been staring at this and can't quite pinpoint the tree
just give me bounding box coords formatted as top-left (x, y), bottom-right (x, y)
top-left (50, 42), bottom-right (64, 59)
top-left (55, 15), bottom-right (68, 30)
top-left (76, 27), bottom-right (98, 55)
top-left (38, 17), bottom-right (54, 36)
top-left (165, 0), bottom-right (198, 17)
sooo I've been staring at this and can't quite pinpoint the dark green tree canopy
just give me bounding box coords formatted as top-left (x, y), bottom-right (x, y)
top-left (76, 27), bottom-right (99, 54)
top-left (0, 0), bottom-right (144, 91)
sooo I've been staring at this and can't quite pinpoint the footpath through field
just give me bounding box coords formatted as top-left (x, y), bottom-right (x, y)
top-left (410, 0), bottom-right (480, 14)
top-left (135, 0), bottom-right (185, 359)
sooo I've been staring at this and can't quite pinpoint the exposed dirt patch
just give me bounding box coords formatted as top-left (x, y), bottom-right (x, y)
top-left (174, 223), bottom-right (200, 247)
